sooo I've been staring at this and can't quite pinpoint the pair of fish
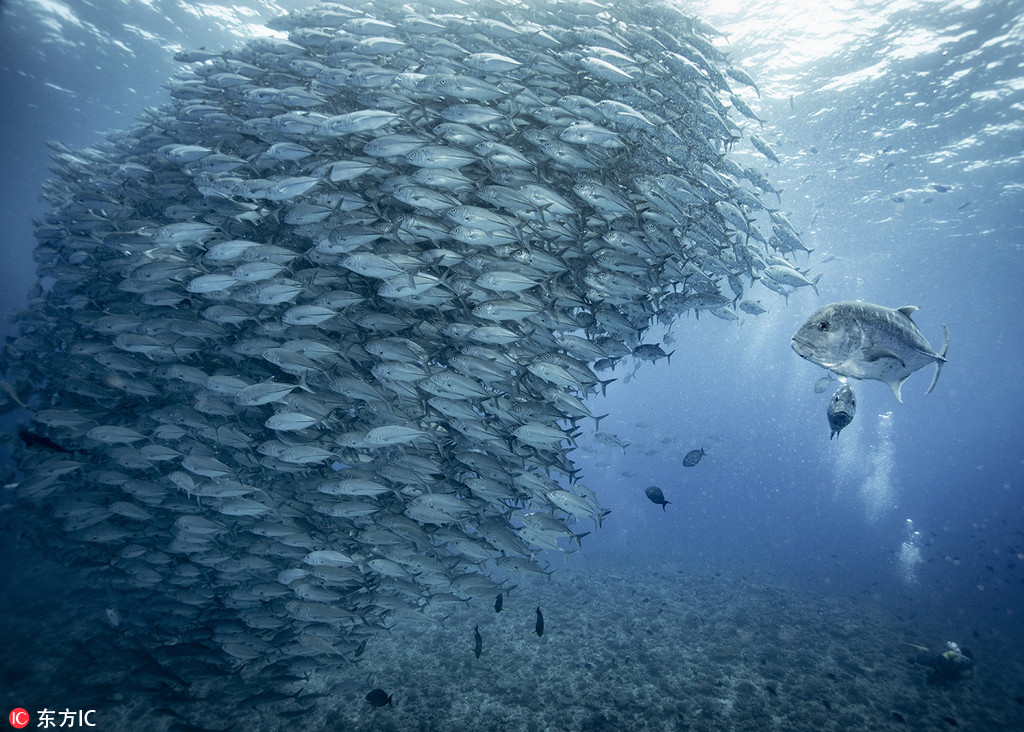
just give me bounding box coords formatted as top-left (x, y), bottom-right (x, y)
top-left (472, 602), bottom-right (541, 660)
top-left (643, 446), bottom-right (704, 509)
top-left (793, 301), bottom-right (948, 439)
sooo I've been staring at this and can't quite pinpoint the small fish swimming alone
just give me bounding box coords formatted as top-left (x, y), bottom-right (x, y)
top-left (494, 592), bottom-right (503, 613)
top-left (1, 380), bottom-right (29, 409)
top-left (826, 383), bottom-right (856, 439)
top-left (682, 446), bottom-right (705, 467)
top-left (365, 688), bottom-right (392, 707)
top-left (645, 485), bottom-right (670, 510)
top-left (104, 607), bottom-right (122, 628)
top-left (791, 301), bottom-right (948, 402)
top-left (535, 607), bottom-right (544, 637)
top-left (474, 624), bottom-right (483, 658)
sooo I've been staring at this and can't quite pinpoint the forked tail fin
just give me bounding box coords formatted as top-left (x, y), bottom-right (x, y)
top-left (925, 324), bottom-right (949, 395)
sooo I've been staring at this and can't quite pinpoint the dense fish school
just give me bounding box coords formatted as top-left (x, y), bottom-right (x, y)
top-left (0, 0), bottom-right (805, 682)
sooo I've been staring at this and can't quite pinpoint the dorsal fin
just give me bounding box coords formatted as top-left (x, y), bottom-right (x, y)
top-left (897, 306), bottom-right (918, 319)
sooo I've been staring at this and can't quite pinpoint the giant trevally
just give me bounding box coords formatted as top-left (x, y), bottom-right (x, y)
top-left (791, 301), bottom-right (948, 401)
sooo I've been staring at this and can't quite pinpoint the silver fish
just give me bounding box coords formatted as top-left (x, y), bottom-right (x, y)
top-left (2, 0), bottom-right (805, 682)
top-left (792, 302), bottom-right (948, 401)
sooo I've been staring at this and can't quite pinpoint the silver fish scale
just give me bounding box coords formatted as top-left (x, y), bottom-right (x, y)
top-left (1, 0), bottom-right (807, 681)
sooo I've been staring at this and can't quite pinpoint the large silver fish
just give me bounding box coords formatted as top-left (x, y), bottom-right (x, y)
top-left (792, 301), bottom-right (948, 401)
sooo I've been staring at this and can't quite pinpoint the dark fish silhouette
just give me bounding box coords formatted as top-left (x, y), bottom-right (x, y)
top-left (18, 429), bottom-right (74, 454)
top-left (535, 607), bottom-right (544, 637)
top-left (473, 624), bottom-right (482, 658)
top-left (645, 485), bottom-right (670, 511)
top-left (365, 689), bottom-right (392, 707)
top-left (682, 446), bottom-right (705, 466)
top-left (494, 592), bottom-right (503, 613)
top-left (826, 383), bottom-right (856, 439)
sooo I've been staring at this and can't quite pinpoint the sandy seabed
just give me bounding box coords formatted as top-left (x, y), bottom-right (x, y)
top-left (320, 567), bottom-right (1024, 732)
top-left (4, 558), bottom-right (1022, 731)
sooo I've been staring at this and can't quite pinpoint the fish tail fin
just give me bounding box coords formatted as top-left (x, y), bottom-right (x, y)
top-left (596, 508), bottom-right (611, 529)
top-left (925, 324), bottom-right (949, 395)
top-left (662, 500), bottom-right (670, 511)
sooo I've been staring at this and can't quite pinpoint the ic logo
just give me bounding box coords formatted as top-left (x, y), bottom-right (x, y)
top-left (8, 709), bottom-right (30, 729)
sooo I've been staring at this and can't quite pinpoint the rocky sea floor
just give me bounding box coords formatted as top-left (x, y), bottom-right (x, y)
top-left (317, 566), bottom-right (1024, 732)
top-left (3, 557), bottom-right (1023, 731)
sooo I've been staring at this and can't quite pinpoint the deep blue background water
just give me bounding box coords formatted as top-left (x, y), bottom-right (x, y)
top-left (1, 0), bottom-right (1022, 661)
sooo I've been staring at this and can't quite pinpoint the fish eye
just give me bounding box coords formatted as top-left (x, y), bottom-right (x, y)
top-left (817, 321), bottom-right (829, 332)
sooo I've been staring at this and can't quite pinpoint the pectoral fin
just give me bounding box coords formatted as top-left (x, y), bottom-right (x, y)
top-left (888, 375), bottom-right (910, 402)
top-left (863, 348), bottom-right (906, 367)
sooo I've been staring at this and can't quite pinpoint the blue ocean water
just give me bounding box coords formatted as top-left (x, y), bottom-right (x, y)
top-left (1, 0), bottom-right (1022, 729)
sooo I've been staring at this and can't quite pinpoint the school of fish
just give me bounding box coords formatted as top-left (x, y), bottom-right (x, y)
top-left (0, 0), bottom-right (806, 681)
